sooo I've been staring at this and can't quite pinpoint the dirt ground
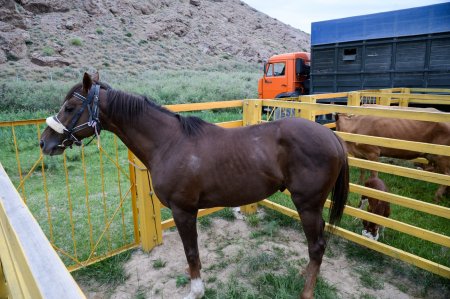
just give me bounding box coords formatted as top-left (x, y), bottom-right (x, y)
top-left (79, 209), bottom-right (448, 299)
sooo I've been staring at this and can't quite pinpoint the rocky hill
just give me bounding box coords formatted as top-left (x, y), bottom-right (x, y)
top-left (0, 0), bottom-right (310, 81)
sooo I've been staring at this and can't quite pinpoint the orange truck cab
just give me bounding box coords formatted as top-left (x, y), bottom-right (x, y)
top-left (258, 52), bottom-right (311, 99)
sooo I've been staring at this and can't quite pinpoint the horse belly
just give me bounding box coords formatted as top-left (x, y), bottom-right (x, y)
top-left (198, 172), bottom-right (283, 208)
top-left (379, 147), bottom-right (423, 160)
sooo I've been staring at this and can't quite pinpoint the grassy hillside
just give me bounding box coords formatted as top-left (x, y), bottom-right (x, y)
top-left (0, 69), bottom-right (260, 120)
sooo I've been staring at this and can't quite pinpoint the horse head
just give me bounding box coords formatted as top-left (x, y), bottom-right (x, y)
top-left (40, 72), bottom-right (102, 155)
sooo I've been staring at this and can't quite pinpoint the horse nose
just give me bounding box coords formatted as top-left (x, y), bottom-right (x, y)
top-left (40, 140), bottom-right (45, 149)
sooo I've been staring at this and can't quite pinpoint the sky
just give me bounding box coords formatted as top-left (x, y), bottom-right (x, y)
top-left (241, 0), bottom-right (449, 33)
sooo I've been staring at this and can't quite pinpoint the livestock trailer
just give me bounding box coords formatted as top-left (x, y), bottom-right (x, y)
top-left (310, 3), bottom-right (450, 94)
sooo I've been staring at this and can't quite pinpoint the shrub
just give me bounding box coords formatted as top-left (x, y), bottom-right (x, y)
top-left (42, 46), bottom-right (55, 56)
top-left (70, 38), bottom-right (83, 46)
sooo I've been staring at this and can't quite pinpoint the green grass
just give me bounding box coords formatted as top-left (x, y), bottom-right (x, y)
top-left (342, 240), bottom-right (450, 297)
top-left (152, 258), bottom-right (167, 269)
top-left (176, 275), bottom-right (189, 287)
top-left (203, 230), bottom-right (338, 299)
top-left (212, 207), bottom-right (237, 221)
top-left (72, 250), bottom-right (132, 286)
top-left (245, 213), bottom-right (260, 227)
top-left (0, 70), bottom-right (258, 120)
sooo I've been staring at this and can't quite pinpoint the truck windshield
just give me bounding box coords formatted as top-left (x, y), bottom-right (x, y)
top-left (266, 62), bottom-right (285, 77)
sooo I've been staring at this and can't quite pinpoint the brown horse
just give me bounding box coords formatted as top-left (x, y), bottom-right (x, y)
top-left (40, 73), bottom-right (349, 299)
top-left (360, 177), bottom-right (390, 241)
top-left (336, 107), bottom-right (450, 201)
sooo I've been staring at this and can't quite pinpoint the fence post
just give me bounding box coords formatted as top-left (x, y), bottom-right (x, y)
top-left (299, 95), bottom-right (316, 121)
top-left (399, 88), bottom-right (410, 107)
top-left (128, 151), bottom-right (140, 245)
top-left (379, 90), bottom-right (392, 106)
top-left (348, 92), bottom-right (361, 106)
top-left (240, 99), bottom-right (261, 215)
top-left (132, 156), bottom-right (162, 252)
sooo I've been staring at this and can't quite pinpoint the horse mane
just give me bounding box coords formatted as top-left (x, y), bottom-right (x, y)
top-left (106, 88), bottom-right (212, 136)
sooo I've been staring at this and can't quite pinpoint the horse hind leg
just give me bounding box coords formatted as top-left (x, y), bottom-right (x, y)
top-left (172, 206), bottom-right (204, 299)
top-left (292, 194), bottom-right (327, 299)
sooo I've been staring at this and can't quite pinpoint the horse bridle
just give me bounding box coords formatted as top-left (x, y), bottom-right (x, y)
top-left (46, 84), bottom-right (101, 148)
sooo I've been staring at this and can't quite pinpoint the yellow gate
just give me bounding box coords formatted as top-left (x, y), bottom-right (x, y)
top-left (0, 120), bottom-right (139, 271)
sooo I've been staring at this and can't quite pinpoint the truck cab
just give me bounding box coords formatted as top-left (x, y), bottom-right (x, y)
top-left (258, 52), bottom-right (311, 99)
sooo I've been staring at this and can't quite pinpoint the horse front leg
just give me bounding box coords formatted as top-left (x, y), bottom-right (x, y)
top-left (172, 206), bottom-right (204, 299)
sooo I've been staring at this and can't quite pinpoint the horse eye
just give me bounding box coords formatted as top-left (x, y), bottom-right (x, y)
top-left (65, 106), bottom-right (74, 113)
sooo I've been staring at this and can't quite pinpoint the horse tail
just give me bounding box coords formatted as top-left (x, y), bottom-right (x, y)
top-left (328, 135), bottom-right (349, 226)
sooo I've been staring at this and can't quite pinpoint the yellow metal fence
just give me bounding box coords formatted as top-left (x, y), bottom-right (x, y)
top-left (0, 89), bottom-right (449, 298)
top-left (134, 89), bottom-right (450, 279)
top-left (0, 119), bottom-right (140, 272)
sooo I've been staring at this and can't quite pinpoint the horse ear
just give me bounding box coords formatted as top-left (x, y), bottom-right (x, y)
top-left (82, 72), bottom-right (92, 92)
top-left (92, 72), bottom-right (99, 83)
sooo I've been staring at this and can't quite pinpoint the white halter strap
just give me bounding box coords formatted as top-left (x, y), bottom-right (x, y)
top-left (46, 115), bottom-right (66, 134)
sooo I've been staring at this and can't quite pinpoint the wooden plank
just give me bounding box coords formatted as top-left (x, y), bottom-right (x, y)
top-left (0, 261), bottom-right (7, 298)
top-left (161, 207), bottom-right (225, 231)
top-left (348, 157), bottom-right (450, 186)
top-left (165, 100), bottom-right (243, 112)
top-left (260, 199), bottom-right (450, 278)
top-left (216, 120), bottom-right (243, 128)
top-left (405, 99), bottom-right (450, 105)
top-left (0, 163), bottom-right (86, 299)
top-left (262, 100), bottom-right (450, 123)
top-left (299, 96), bottom-right (315, 121)
top-left (303, 92), bottom-right (349, 100)
top-left (350, 183), bottom-right (450, 219)
top-left (334, 110), bottom-right (450, 165)
top-left (240, 99), bottom-right (261, 215)
top-left (410, 88), bottom-right (450, 93)
top-left (0, 118), bottom-right (46, 127)
top-left (359, 92), bottom-right (450, 103)
top-left (133, 158), bottom-right (162, 251)
top-left (323, 201), bottom-right (450, 247)
top-left (281, 185), bottom-right (450, 220)
top-left (329, 226), bottom-right (450, 278)
top-left (128, 151), bottom-right (140, 245)
top-left (161, 218), bottom-right (176, 231)
top-left (259, 200), bottom-right (299, 219)
top-left (0, 206), bottom-right (29, 298)
top-left (197, 207), bottom-right (224, 218)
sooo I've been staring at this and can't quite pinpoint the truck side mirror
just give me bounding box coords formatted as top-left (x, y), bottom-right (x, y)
top-left (296, 58), bottom-right (310, 76)
top-left (263, 62), bottom-right (267, 74)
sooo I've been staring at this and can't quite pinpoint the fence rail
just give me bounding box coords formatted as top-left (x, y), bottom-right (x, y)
top-left (133, 90), bottom-right (450, 278)
top-left (0, 88), bottom-right (449, 298)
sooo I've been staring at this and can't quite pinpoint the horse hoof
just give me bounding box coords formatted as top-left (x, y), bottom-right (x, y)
top-left (362, 229), bottom-right (379, 241)
top-left (183, 278), bottom-right (204, 299)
